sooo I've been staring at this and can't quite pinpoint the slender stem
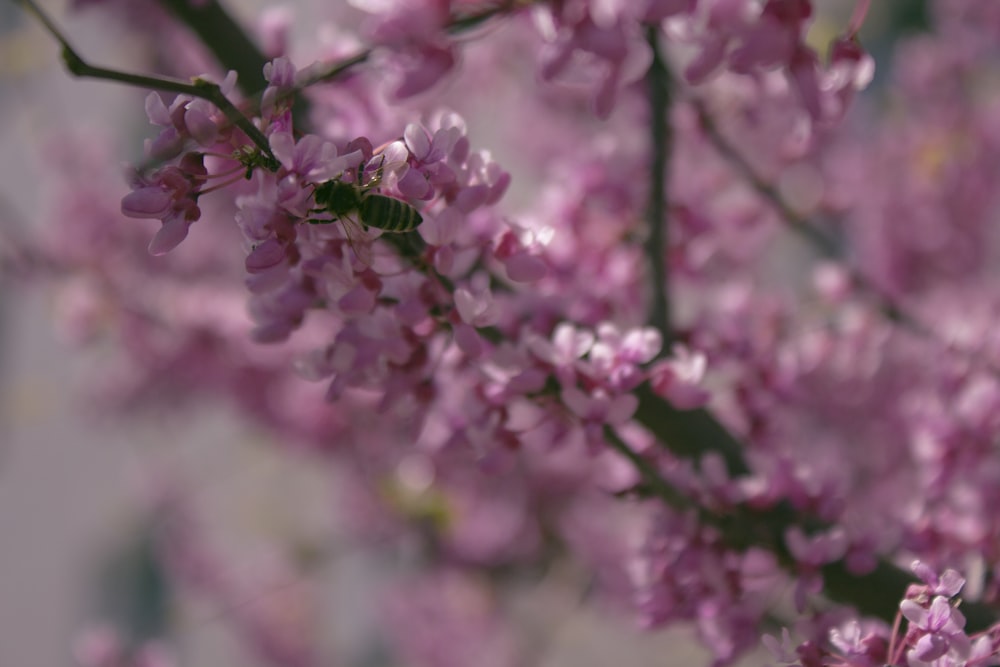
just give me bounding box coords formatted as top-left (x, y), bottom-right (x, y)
top-left (15, 0), bottom-right (274, 160)
top-left (654, 100), bottom-right (1000, 630)
top-left (298, 51), bottom-right (372, 88)
top-left (188, 79), bottom-right (275, 158)
top-left (229, 2), bottom-right (515, 133)
top-left (692, 99), bottom-right (842, 258)
top-left (644, 26), bottom-right (673, 345)
top-left (297, 2), bottom-right (516, 89)
top-left (18, 0), bottom-right (518, 162)
top-left (887, 605), bottom-right (903, 665)
top-left (693, 99), bottom-right (941, 335)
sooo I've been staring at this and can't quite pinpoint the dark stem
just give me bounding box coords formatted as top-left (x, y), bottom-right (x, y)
top-left (631, 383), bottom-right (749, 477)
top-left (644, 26), bottom-right (673, 345)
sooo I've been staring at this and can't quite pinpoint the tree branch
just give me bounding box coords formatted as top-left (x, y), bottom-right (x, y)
top-left (644, 26), bottom-right (673, 346)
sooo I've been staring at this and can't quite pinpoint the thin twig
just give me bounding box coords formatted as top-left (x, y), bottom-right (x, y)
top-left (692, 99), bottom-right (841, 257)
top-left (693, 98), bottom-right (935, 333)
top-left (296, 2), bottom-right (516, 89)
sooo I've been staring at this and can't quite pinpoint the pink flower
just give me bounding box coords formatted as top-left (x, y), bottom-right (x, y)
top-left (142, 71), bottom-right (237, 159)
top-left (576, 323), bottom-right (661, 391)
top-left (121, 154), bottom-right (207, 255)
top-left (649, 344), bottom-right (710, 409)
top-left (911, 561), bottom-right (966, 599)
top-left (270, 132), bottom-right (361, 183)
top-left (562, 385), bottom-right (638, 450)
top-left (455, 281), bottom-right (499, 327)
top-left (535, 5), bottom-right (652, 118)
top-left (901, 596), bottom-right (971, 665)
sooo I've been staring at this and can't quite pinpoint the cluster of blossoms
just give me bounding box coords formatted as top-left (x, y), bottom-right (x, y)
top-left (11, 0), bottom-right (1000, 666)
top-left (766, 562), bottom-right (1000, 667)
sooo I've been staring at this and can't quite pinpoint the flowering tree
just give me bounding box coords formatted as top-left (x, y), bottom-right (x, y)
top-left (7, 0), bottom-right (1000, 665)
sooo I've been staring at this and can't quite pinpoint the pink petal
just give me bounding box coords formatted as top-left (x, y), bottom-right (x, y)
top-left (606, 393), bottom-right (639, 424)
top-left (455, 287), bottom-right (484, 324)
top-left (245, 239), bottom-right (286, 272)
top-left (454, 322), bottom-right (483, 357)
top-left (338, 285), bottom-right (375, 314)
top-left (561, 386), bottom-right (592, 419)
top-left (419, 207), bottom-right (461, 246)
top-left (121, 187), bottom-right (173, 219)
top-left (270, 132), bottom-right (297, 170)
top-left (433, 243), bottom-right (454, 274)
top-left (184, 105), bottom-right (219, 146)
top-left (397, 168), bottom-right (431, 199)
top-left (393, 46), bottom-right (455, 99)
top-left (404, 123), bottom-right (431, 160)
top-left (504, 253), bottom-right (547, 283)
top-left (453, 184), bottom-right (489, 212)
top-left (148, 216), bottom-right (190, 255)
top-left (144, 92), bottom-right (171, 125)
top-left (145, 128), bottom-right (184, 162)
top-left (485, 171), bottom-right (511, 205)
